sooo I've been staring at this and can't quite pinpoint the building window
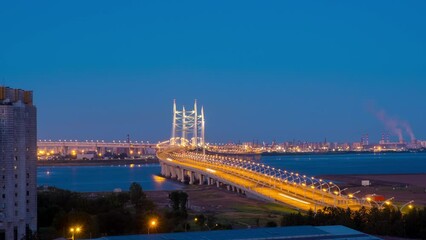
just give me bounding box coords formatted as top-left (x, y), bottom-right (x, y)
top-left (26, 191), bottom-right (29, 196)
top-left (14, 156), bottom-right (17, 161)
top-left (2, 194), bottom-right (5, 199)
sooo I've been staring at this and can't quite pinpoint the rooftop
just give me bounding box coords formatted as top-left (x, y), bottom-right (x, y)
top-left (93, 225), bottom-right (381, 240)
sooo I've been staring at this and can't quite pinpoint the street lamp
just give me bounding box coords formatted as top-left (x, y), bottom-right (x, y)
top-left (380, 197), bottom-right (395, 209)
top-left (148, 219), bottom-right (157, 234)
top-left (366, 195), bottom-right (380, 208)
top-left (70, 226), bottom-right (81, 240)
top-left (400, 200), bottom-right (415, 212)
top-left (335, 188), bottom-right (348, 196)
top-left (347, 190), bottom-right (360, 199)
top-left (347, 191), bottom-right (361, 207)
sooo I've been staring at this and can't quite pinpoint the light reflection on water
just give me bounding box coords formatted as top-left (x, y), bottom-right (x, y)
top-left (37, 153), bottom-right (426, 192)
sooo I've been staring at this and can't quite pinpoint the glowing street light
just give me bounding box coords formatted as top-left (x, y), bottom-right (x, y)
top-left (70, 226), bottom-right (81, 240)
top-left (366, 195), bottom-right (380, 208)
top-left (380, 197), bottom-right (395, 209)
top-left (400, 200), bottom-right (415, 212)
top-left (347, 190), bottom-right (360, 199)
top-left (148, 219), bottom-right (158, 234)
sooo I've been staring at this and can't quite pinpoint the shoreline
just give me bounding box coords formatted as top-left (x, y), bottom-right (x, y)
top-left (37, 158), bottom-right (159, 166)
top-left (41, 172), bottom-right (426, 206)
top-left (261, 150), bottom-right (426, 156)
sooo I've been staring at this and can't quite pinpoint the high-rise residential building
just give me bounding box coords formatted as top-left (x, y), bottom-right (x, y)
top-left (0, 87), bottom-right (37, 240)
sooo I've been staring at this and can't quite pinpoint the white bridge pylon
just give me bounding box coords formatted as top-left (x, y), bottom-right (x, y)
top-left (171, 100), bottom-right (205, 147)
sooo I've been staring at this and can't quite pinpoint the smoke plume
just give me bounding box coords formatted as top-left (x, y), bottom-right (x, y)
top-left (401, 121), bottom-right (416, 142)
top-left (368, 103), bottom-right (416, 143)
top-left (375, 109), bottom-right (404, 143)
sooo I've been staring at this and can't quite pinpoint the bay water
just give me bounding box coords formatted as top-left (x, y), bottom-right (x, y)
top-left (37, 152), bottom-right (426, 192)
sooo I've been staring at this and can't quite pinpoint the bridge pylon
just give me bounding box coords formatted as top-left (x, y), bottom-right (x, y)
top-left (171, 100), bottom-right (205, 148)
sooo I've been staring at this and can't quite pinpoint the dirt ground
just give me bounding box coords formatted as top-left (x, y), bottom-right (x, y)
top-left (145, 173), bottom-right (426, 229)
top-left (318, 174), bottom-right (426, 206)
top-left (145, 184), bottom-right (297, 228)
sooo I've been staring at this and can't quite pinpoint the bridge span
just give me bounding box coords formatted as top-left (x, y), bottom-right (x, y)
top-left (157, 101), bottom-right (370, 211)
top-left (157, 145), bottom-right (368, 211)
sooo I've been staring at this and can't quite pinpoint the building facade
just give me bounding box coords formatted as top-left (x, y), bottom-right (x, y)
top-left (0, 87), bottom-right (37, 240)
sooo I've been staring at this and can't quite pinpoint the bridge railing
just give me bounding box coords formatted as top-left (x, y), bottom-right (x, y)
top-left (164, 150), bottom-right (369, 209)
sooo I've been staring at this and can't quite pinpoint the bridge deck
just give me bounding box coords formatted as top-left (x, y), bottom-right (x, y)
top-left (158, 148), bottom-right (365, 211)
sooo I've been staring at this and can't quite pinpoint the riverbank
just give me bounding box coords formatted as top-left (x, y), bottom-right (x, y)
top-left (319, 174), bottom-right (426, 206)
top-left (146, 184), bottom-right (298, 228)
top-left (261, 150), bottom-right (426, 156)
top-left (37, 158), bottom-right (159, 166)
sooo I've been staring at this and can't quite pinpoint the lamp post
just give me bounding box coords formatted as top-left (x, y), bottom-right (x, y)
top-left (148, 219), bottom-right (157, 234)
top-left (347, 190), bottom-right (361, 207)
top-left (380, 197), bottom-right (395, 209)
top-left (366, 195), bottom-right (380, 208)
top-left (70, 227), bottom-right (81, 240)
top-left (332, 188), bottom-right (347, 207)
top-left (400, 200), bottom-right (415, 212)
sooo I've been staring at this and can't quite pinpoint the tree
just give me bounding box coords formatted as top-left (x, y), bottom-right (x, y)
top-left (169, 191), bottom-right (180, 211)
top-left (168, 191), bottom-right (188, 213)
top-left (129, 182), bottom-right (146, 207)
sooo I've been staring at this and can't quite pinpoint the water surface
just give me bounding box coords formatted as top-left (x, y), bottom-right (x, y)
top-left (37, 152), bottom-right (426, 192)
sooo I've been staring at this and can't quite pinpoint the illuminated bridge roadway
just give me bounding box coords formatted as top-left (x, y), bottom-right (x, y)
top-left (157, 144), bottom-right (369, 211)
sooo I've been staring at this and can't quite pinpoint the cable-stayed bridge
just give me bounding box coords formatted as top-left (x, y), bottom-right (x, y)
top-left (157, 101), bottom-right (368, 211)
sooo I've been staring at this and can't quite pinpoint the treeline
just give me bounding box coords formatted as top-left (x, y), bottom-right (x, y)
top-left (280, 206), bottom-right (426, 239)
top-left (38, 184), bottom-right (191, 239)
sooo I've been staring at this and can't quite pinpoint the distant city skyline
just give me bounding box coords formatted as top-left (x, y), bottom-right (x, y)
top-left (1, 1), bottom-right (425, 142)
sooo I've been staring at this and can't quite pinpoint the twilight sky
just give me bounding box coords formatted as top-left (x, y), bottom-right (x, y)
top-left (1, 1), bottom-right (425, 143)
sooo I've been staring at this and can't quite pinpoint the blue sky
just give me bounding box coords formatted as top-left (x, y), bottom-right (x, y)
top-left (1, 1), bottom-right (425, 143)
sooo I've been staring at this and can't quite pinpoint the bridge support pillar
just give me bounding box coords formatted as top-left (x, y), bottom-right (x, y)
top-left (169, 166), bottom-right (178, 180)
top-left (189, 171), bottom-right (194, 184)
top-left (198, 173), bottom-right (203, 185)
top-left (175, 167), bottom-right (179, 181)
top-left (169, 166), bottom-right (175, 178)
top-left (232, 186), bottom-right (235, 192)
top-left (216, 181), bottom-right (220, 188)
top-left (174, 167), bottom-right (179, 179)
top-left (181, 169), bottom-right (185, 183)
top-left (227, 185), bottom-right (231, 191)
top-left (160, 163), bottom-right (165, 176)
top-left (168, 165), bottom-right (173, 178)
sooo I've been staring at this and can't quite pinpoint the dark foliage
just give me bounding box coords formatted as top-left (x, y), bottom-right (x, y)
top-left (281, 206), bottom-right (426, 239)
top-left (37, 183), bottom-right (158, 239)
